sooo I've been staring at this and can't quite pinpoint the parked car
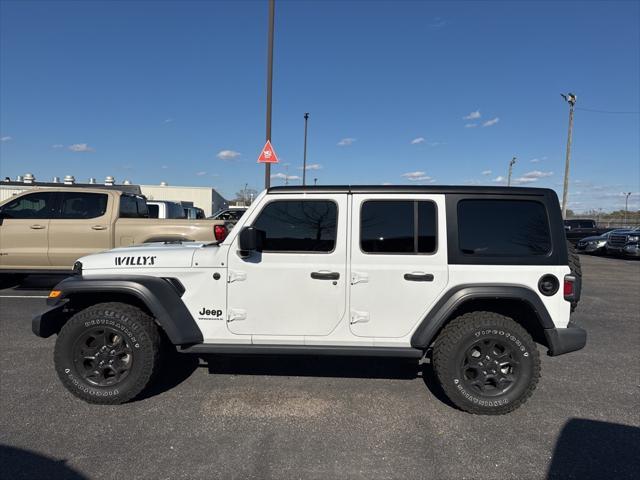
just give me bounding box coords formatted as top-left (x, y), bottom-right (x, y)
top-left (33, 185), bottom-right (584, 414)
top-left (605, 227), bottom-right (640, 258)
top-left (146, 200), bottom-right (187, 219)
top-left (184, 206), bottom-right (205, 219)
top-left (0, 187), bottom-right (228, 283)
top-left (564, 219), bottom-right (610, 244)
top-left (211, 206), bottom-right (248, 222)
top-left (575, 228), bottom-right (629, 254)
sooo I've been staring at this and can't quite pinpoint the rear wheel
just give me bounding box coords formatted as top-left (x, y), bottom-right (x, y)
top-left (54, 302), bottom-right (162, 404)
top-left (567, 240), bottom-right (582, 312)
top-left (432, 311), bottom-right (540, 415)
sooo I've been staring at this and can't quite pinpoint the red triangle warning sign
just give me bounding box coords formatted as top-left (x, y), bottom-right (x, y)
top-left (257, 140), bottom-right (279, 164)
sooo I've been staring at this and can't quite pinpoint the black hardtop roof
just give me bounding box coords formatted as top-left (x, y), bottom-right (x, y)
top-left (268, 185), bottom-right (554, 196)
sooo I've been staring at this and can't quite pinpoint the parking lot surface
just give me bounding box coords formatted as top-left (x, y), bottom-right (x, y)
top-left (1, 255), bottom-right (639, 479)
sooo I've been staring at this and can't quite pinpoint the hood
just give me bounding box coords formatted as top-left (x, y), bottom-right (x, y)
top-left (579, 235), bottom-right (606, 242)
top-left (79, 241), bottom-right (215, 270)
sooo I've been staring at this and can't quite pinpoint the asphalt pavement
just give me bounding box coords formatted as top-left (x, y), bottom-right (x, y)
top-left (1, 255), bottom-right (639, 479)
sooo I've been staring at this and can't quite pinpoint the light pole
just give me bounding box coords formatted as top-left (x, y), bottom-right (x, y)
top-left (623, 192), bottom-right (632, 225)
top-left (561, 93), bottom-right (577, 219)
top-left (314, 178), bottom-right (318, 186)
top-left (302, 112), bottom-right (309, 186)
top-left (264, 0), bottom-right (275, 190)
top-left (507, 157), bottom-right (516, 186)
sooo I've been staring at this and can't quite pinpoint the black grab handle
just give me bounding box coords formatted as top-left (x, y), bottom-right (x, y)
top-left (311, 272), bottom-right (340, 280)
top-left (403, 273), bottom-right (434, 282)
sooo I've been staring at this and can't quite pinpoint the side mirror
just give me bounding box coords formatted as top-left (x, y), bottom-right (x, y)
top-left (238, 226), bottom-right (265, 255)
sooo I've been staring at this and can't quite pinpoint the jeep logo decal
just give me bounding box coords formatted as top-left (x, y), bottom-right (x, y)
top-left (115, 256), bottom-right (157, 266)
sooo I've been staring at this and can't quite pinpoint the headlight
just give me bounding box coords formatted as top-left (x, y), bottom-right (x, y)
top-left (596, 240), bottom-right (606, 246)
top-left (628, 236), bottom-right (639, 242)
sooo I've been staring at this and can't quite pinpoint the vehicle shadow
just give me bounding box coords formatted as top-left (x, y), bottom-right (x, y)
top-left (547, 418), bottom-right (640, 479)
top-left (0, 444), bottom-right (88, 480)
top-left (133, 350), bottom-right (200, 402)
top-left (14, 274), bottom-right (71, 291)
top-left (202, 354), bottom-right (421, 380)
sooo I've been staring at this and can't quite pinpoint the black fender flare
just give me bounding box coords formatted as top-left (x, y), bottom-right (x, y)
top-left (33, 275), bottom-right (203, 345)
top-left (410, 284), bottom-right (555, 349)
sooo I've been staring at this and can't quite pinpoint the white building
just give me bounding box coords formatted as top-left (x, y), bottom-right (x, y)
top-left (139, 183), bottom-right (227, 217)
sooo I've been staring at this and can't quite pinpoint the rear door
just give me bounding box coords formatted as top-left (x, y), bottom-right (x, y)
top-left (0, 191), bottom-right (54, 268)
top-left (349, 194), bottom-right (448, 338)
top-left (48, 191), bottom-right (113, 268)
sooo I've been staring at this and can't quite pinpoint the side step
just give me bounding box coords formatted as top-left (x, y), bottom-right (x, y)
top-left (180, 344), bottom-right (424, 358)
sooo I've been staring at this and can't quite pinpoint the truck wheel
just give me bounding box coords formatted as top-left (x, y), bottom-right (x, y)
top-left (54, 302), bottom-right (161, 404)
top-left (432, 311), bottom-right (540, 415)
top-left (567, 240), bottom-right (582, 312)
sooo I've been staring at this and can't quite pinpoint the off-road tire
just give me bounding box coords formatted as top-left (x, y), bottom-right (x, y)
top-left (567, 240), bottom-right (582, 312)
top-left (54, 302), bottom-right (162, 404)
top-left (432, 311), bottom-right (541, 415)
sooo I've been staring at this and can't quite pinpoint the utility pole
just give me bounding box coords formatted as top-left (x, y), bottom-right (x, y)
top-left (507, 157), bottom-right (516, 186)
top-left (302, 112), bottom-right (309, 185)
top-left (314, 178), bottom-right (318, 186)
top-left (264, 0), bottom-right (275, 190)
top-left (623, 192), bottom-right (632, 225)
top-left (561, 93), bottom-right (577, 219)
top-left (284, 164), bottom-right (289, 186)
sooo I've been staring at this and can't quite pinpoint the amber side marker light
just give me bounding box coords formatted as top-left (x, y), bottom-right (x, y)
top-left (48, 290), bottom-right (62, 299)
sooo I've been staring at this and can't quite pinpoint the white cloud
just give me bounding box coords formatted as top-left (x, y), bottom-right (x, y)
top-left (163, 118), bottom-right (174, 124)
top-left (1, 136), bottom-right (12, 142)
top-left (493, 176), bottom-right (506, 183)
top-left (410, 137), bottom-right (425, 144)
top-left (481, 170), bottom-right (492, 175)
top-left (401, 171), bottom-right (432, 182)
top-left (382, 182), bottom-right (393, 185)
top-left (337, 137), bottom-right (356, 146)
top-left (68, 143), bottom-right (94, 152)
top-left (196, 171), bottom-right (207, 176)
top-left (511, 170), bottom-right (554, 185)
top-left (217, 149), bottom-right (241, 161)
top-left (463, 110), bottom-right (481, 120)
top-left (530, 156), bottom-right (548, 163)
top-left (271, 173), bottom-right (301, 181)
top-left (161, 165), bottom-right (169, 169)
top-left (464, 123), bottom-right (477, 128)
top-left (429, 17), bottom-right (447, 28)
top-left (299, 163), bottom-right (322, 171)
top-left (51, 144), bottom-right (64, 149)
top-left (482, 117), bottom-right (500, 127)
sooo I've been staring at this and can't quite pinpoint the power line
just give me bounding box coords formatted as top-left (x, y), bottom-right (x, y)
top-left (575, 107), bottom-right (640, 114)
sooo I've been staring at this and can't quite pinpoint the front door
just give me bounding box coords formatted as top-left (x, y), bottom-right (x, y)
top-left (226, 195), bottom-right (347, 337)
top-left (349, 194), bottom-right (449, 338)
top-left (0, 191), bottom-right (54, 268)
top-left (48, 192), bottom-right (113, 269)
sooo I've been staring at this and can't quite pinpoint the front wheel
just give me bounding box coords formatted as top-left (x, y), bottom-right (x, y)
top-left (432, 311), bottom-right (540, 415)
top-left (54, 302), bottom-right (162, 404)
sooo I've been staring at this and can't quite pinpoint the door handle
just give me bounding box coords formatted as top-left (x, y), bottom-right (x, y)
top-left (404, 273), bottom-right (434, 282)
top-left (30, 224), bottom-right (45, 230)
top-left (91, 225), bottom-right (107, 230)
top-left (311, 271), bottom-right (340, 280)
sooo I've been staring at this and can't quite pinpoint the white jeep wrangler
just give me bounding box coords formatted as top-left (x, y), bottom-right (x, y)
top-left (33, 185), bottom-right (585, 414)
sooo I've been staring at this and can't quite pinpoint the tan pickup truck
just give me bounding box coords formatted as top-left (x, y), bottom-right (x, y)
top-left (0, 187), bottom-right (227, 280)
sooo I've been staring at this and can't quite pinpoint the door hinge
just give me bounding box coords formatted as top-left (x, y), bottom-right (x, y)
top-left (227, 308), bottom-right (247, 322)
top-left (350, 310), bottom-right (370, 324)
top-left (351, 271), bottom-right (369, 285)
top-left (228, 270), bottom-right (247, 283)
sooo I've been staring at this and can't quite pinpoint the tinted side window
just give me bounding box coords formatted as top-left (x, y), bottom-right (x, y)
top-left (0, 192), bottom-right (54, 219)
top-left (119, 195), bottom-right (148, 218)
top-left (458, 200), bottom-right (551, 256)
top-left (361, 201), bottom-right (414, 253)
top-left (360, 200), bottom-right (437, 254)
top-left (57, 192), bottom-right (108, 219)
top-left (147, 204), bottom-right (159, 218)
top-left (253, 200), bottom-right (337, 252)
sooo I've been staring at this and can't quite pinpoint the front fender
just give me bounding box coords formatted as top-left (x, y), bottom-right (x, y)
top-left (36, 275), bottom-right (203, 345)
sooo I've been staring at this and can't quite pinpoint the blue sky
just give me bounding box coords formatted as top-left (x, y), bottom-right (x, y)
top-left (1, 0), bottom-right (638, 211)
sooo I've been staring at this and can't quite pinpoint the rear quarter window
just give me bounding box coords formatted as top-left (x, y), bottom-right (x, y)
top-left (458, 199), bottom-right (551, 257)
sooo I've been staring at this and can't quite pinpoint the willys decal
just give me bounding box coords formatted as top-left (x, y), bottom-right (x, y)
top-left (114, 256), bottom-right (157, 266)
